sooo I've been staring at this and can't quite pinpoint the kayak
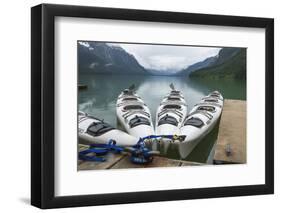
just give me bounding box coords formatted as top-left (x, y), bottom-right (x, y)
top-left (78, 111), bottom-right (138, 146)
top-left (178, 91), bottom-right (224, 158)
top-left (116, 86), bottom-right (154, 139)
top-left (201, 90), bottom-right (223, 106)
top-left (155, 84), bottom-right (188, 137)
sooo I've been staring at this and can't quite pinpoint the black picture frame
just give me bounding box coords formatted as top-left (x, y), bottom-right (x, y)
top-left (31, 3), bottom-right (274, 209)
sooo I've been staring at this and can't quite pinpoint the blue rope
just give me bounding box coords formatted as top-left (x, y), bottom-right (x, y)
top-left (79, 135), bottom-right (182, 163)
top-left (79, 140), bottom-right (124, 162)
top-left (89, 140), bottom-right (124, 153)
top-left (78, 149), bottom-right (106, 162)
top-left (129, 135), bottom-right (168, 164)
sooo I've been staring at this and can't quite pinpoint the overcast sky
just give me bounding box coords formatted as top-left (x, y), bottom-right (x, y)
top-left (108, 43), bottom-right (221, 72)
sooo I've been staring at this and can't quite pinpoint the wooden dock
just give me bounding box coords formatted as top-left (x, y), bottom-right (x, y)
top-left (78, 144), bottom-right (202, 170)
top-left (213, 99), bottom-right (246, 164)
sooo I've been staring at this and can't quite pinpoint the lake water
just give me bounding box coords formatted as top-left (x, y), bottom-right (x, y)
top-left (78, 74), bottom-right (246, 163)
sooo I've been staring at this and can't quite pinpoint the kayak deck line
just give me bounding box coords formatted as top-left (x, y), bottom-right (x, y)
top-left (117, 101), bottom-right (145, 107)
top-left (213, 99), bottom-right (246, 164)
top-left (158, 108), bottom-right (183, 117)
top-left (122, 110), bottom-right (151, 119)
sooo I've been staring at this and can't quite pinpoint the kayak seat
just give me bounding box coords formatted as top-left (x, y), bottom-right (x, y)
top-left (184, 117), bottom-right (204, 128)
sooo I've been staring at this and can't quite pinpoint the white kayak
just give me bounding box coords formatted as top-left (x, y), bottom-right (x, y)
top-left (78, 111), bottom-right (138, 146)
top-left (155, 84), bottom-right (188, 137)
top-left (116, 87), bottom-right (154, 139)
top-left (178, 91), bottom-right (224, 158)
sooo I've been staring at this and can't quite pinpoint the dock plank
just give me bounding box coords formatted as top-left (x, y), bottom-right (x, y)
top-left (214, 99), bottom-right (246, 164)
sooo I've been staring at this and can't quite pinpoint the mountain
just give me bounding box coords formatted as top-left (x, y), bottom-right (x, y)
top-left (78, 42), bottom-right (245, 78)
top-left (78, 42), bottom-right (148, 75)
top-left (189, 48), bottom-right (246, 79)
top-left (179, 47), bottom-right (242, 76)
top-left (215, 47), bottom-right (241, 65)
top-left (180, 56), bottom-right (218, 75)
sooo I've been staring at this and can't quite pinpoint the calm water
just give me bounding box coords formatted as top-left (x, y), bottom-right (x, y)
top-left (78, 74), bottom-right (246, 163)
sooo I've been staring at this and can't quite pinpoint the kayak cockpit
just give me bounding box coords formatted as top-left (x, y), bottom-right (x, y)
top-left (167, 97), bottom-right (181, 101)
top-left (158, 115), bottom-right (178, 126)
top-left (203, 98), bottom-right (219, 103)
top-left (163, 104), bottom-right (181, 110)
top-left (197, 105), bottom-right (216, 112)
top-left (129, 115), bottom-right (151, 128)
top-left (123, 105), bottom-right (143, 111)
top-left (184, 117), bottom-right (204, 128)
top-left (122, 97), bottom-right (138, 101)
top-left (87, 122), bottom-right (115, 137)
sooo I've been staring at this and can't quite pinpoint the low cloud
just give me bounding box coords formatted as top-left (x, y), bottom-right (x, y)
top-left (112, 43), bottom-right (221, 72)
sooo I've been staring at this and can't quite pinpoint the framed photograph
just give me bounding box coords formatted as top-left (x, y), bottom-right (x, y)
top-left (31, 4), bottom-right (274, 209)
